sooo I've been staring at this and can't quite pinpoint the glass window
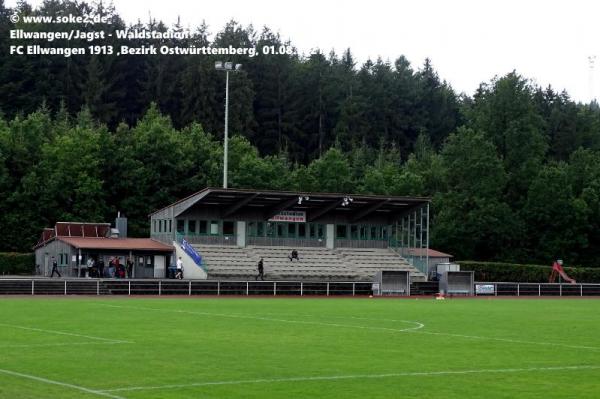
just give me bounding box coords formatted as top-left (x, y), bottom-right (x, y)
top-left (168, 220), bottom-right (172, 233)
top-left (336, 224), bottom-right (347, 239)
top-left (266, 222), bottom-right (274, 237)
top-left (381, 226), bottom-right (389, 240)
top-left (370, 226), bottom-right (378, 240)
top-left (309, 224), bottom-right (316, 239)
top-left (276, 223), bottom-right (284, 237)
top-left (223, 221), bottom-right (235, 236)
top-left (288, 223), bottom-right (296, 238)
top-left (360, 225), bottom-right (368, 240)
top-left (317, 224), bottom-right (324, 239)
top-left (153, 220), bottom-right (157, 233)
top-left (188, 220), bottom-right (196, 234)
top-left (247, 221), bottom-right (256, 237)
top-left (257, 222), bottom-right (264, 237)
top-left (158, 220), bottom-right (162, 233)
top-left (177, 219), bottom-right (185, 233)
top-left (350, 225), bottom-right (358, 240)
top-left (210, 221), bottom-right (219, 235)
top-left (199, 220), bottom-right (207, 234)
top-left (298, 224), bottom-right (306, 238)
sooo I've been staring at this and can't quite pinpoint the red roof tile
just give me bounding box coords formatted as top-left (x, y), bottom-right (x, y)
top-left (406, 248), bottom-right (453, 258)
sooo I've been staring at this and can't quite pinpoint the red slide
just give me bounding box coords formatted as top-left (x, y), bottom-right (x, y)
top-left (549, 260), bottom-right (576, 284)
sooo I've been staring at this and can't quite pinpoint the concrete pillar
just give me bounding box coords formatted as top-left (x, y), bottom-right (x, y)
top-left (326, 224), bottom-right (335, 249)
top-left (237, 221), bottom-right (246, 247)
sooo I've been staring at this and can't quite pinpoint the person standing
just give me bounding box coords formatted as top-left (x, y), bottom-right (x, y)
top-left (126, 257), bottom-right (134, 279)
top-left (175, 257), bottom-right (184, 279)
top-left (97, 258), bottom-right (105, 278)
top-left (256, 258), bottom-right (264, 281)
top-left (50, 256), bottom-right (61, 278)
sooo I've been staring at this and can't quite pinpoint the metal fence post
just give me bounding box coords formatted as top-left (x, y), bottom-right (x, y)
top-left (31, 280), bottom-right (34, 296)
top-left (300, 282), bottom-right (303, 296)
top-left (97, 280), bottom-right (100, 296)
top-left (217, 281), bottom-right (220, 296)
top-left (352, 282), bottom-right (355, 296)
top-left (495, 283), bottom-right (497, 296)
top-left (581, 284), bottom-right (583, 297)
top-left (274, 282), bottom-right (277, 296)
top-left (158, 280), bottom-right (161, 296)
top-left (64, 280), bottom-right (67, 295)
top-left (246, 281), bottom-right (249, 296)
top-left (538, 284), bottom-right (541, 296)
top-left (517, 283), bottom-right (520, 297)
top-left (327, 282), bottom-right (330, 296)
top-left (128, 280), bottom-right (131, 296)
top-left (560, 284), bottom-right (562, 297)
top-left (189, 281), bottom-right (192, 296)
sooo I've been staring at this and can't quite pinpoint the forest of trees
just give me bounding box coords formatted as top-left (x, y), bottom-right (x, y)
top-left (2, 1), bottom-right (600, 266)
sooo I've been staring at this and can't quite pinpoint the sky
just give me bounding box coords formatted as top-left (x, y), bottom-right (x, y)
top-left (7, 0), bottom-right (600, 102)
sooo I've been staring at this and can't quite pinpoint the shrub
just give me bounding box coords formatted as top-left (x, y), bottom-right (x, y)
top-left (459, 261), bottom-right (600, 283)
top-left (0, 253), bottom-right (35, 275)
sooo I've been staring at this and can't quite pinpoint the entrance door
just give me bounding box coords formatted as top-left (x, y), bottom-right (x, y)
top-left (154, 256), bottom-right (165, 278)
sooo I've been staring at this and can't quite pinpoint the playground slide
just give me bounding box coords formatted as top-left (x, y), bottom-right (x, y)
top-left (550, 261), bottom-right (576, 284)
top-left (556, 268), bottom-right (576, 284)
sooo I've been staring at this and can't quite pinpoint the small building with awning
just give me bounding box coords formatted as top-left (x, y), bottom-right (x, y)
top-left (34, 221), bottom-right (173, 278)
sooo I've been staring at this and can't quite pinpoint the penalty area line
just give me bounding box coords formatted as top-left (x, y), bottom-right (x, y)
top-left (0, 323), bottom-right (132, 344)
top-left (100, 365), bottom-right (600, 393)
top-left (0, 368), bottom-right (126, 399)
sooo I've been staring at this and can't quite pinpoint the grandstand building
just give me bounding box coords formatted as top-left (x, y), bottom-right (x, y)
top-left (151, 188), bottom-right (431, 281)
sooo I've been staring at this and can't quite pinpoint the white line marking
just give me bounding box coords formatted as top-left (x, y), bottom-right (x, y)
top-left (98, 304), bottom-right (600, 352)
top-left (100, 365), bottom-right (600, 393)
top-left (0, 341), bottom-right (129, 349)
top-left (0, 368), bottom-right (126, 399)
top-left (410, 330), bottom-right (600, 352)
top-left (0, 323), bottom-right (132, 344)
top-left (98, 304), bottom-right (424, 333)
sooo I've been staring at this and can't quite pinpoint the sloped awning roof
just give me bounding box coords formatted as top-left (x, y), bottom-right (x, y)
top-left (405, 248), bottom-right (452, 258)
top-left (55, 237), bottom-right (173, 252)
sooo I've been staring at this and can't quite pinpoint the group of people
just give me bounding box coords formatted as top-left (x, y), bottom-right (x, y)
top-left (49, 255), bottom-right (134, 278)
top-left (255, 249), bottom-right (300, 280)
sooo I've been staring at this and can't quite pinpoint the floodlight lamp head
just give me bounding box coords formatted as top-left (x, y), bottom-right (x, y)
top-left (224, 62), bottom-right (233, 70)
top-left (215, 61), bottom-right (223, 70)
top-left (235, 64), bottom-right (243, 71)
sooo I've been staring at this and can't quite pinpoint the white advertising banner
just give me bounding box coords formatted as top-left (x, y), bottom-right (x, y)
top-left (268, 210), bottom-right (306, 223)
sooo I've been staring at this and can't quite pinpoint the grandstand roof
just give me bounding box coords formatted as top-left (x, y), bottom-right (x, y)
top-left (151, 187), bottom-right (430, 221)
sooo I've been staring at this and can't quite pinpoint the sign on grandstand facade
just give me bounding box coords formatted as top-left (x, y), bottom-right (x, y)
top-left (269, 211), bottom-right (306, 223)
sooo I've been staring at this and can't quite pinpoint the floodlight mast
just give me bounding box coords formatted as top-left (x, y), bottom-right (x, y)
top-left (215, 61), bottom-right (242, 188)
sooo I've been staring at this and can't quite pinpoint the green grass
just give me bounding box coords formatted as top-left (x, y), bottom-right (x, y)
top-left (0, 297), bottom-right (599, 398)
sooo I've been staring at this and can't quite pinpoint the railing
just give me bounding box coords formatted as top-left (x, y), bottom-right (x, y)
top-left (335, 239), bottom-right (388, 249)
top-left (0, 278), bottom-right (373, 296)
top-left (179, 238), bottom-right (208, 273)
top-left (176, 233), bottom-right (237, 246)
top-left (388, 239), bottom-right (428, 275)
top-left (247, 236), bottom-right (325, 247)
top-left (474, 282), bottom-right (600, 296)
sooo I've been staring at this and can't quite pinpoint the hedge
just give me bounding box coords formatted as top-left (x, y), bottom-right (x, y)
top-left (0, 252), bottom-right (35, 275)
top-left (459, 261), bottom-right (600, 283)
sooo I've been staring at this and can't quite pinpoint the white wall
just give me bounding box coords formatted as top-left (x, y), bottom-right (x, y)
top-left (173, 242), bottom-right (208, 279)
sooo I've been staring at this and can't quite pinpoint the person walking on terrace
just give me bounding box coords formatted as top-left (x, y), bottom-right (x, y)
top-left (256, 258), bottom-right (265, 281)
top-left (50, 256), bottom-right (61, 278)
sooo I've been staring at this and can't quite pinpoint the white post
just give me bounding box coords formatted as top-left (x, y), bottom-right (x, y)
top-left (31, 280), bottom-right (34, 296)
top-left (580, 284), bottom-right (583, 297)
top-left (223, 70), bottom-right (229, 189)
top-left (64, 280), bottom-right (67, 295)
top-left (352, 282), bottom-right (355, 296)
top-left (538, 284), bottom-right (541, 296)
top-left (128, 280), bottom-right (131, 296)
top-left (327, 282), bottom-right (330, 296)
top-left (189, 281), bottom-right (192, 296)
top-left (300, 282), bottom-right (303, 296)
top-left (217, 281), bottom-right (220, 296)
top-left (274, 282), bottom-right (277, 296)
top-left (517, 283), bottom-right (520, 297)
top-left (246, 281), bottom-right (249, 296)
top-left (97, 280), bottom-right (100, 296)
top-left (158, 280), bottom-right (162, 296)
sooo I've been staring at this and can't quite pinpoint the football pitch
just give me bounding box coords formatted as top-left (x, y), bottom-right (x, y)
top-left (0, 297), bottom-right (599, 399)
